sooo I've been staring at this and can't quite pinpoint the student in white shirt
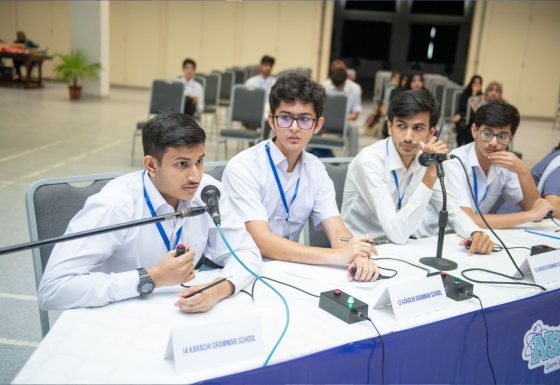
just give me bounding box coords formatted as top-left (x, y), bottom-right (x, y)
top-left (222, 73), bottom-right (379, 282)
top-left (342, 90), bottom-right (494, 254)
top-left (444, 101), bottom-right (553, 228)
top-left (39, 113), bottom-right (261, 312)
top-left (245, 55), bottom-right (277, 92)
top-left (323, 67), bottom-right (362, 156)
top-left (180, 58), bottom-right (204, 116)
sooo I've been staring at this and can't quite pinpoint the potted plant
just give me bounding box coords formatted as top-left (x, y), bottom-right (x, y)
top-left (53, 49), bottom-right (101, 100)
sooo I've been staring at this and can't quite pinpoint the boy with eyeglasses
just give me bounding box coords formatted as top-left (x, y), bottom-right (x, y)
top-left (342, 90), bottom-right (494, 254)
top-left (222, 73), bottom-right (380, 282)
top-left (444, 101), bottom-right (553, 228)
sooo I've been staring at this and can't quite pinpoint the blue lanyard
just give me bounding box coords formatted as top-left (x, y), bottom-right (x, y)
top-left (142, 170), bottom-right (183, 251)
top-left (386, 139), bottom-right (414, 211)
top-left (265, 143), bottom-right (301, 221)
top-left (472, 168), bottom-right (489, 212)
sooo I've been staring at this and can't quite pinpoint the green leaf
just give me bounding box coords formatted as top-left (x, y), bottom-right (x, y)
top-left (52, 49), bottom-right (101, 85)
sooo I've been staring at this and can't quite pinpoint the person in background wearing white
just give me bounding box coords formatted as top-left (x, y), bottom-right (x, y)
top-left (323, 67), bottom-right (362, 156)
top-left (180, 58), bottom-right (204, 117)
top-left (245, 55), bottom-right (276, 92)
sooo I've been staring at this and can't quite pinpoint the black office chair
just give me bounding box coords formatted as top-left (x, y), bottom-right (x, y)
top-left (215, 85), bottom-right (267, 160)
top-left (308, 93), bottom-right (349, 155)
top-left (130, 79), bottom-right (185, 166)
top-left (26, 173), bottom-right (121, 337)
top-left (304, 158), bottom-right (352, 247)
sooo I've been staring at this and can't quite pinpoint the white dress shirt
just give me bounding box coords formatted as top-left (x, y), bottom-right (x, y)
top-left (38, 171), bottom-right (261, 310)
top-left (222, 138), bottom-right (340, 241)
top-left (245, 75), bottom-right (276, 92)
top-left (323, 78), bottom-right (362, 115)
top-left (444, 142), bottom-right (523, 214)
top-left (341, 138), bottom-right (481, 243)
top-left (181, 77), bottom-right (205, 115)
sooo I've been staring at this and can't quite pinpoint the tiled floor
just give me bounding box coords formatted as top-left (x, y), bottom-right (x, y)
top-left (0, 81), bottom-right (558, 383)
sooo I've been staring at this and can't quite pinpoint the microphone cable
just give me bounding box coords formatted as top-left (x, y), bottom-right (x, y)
top-left (463, 291), bottom-right (497, 385)
top-left (357, 312), bottom-right (385, 385)
top-left (247, 274), bottom-right (390, 384)
top-left (216, 225), bottom-right (290, 367)
top-left (450, 155), bottom-right (546, 291)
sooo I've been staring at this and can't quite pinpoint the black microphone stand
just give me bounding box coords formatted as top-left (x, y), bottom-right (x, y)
top-left (0, 206), bottom-right (207, 256)
top-left (419, 162), bottom-right (458, 271)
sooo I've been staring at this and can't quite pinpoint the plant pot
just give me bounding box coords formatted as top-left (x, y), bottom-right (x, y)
top-left (68, 85), bottom-right (82, 100)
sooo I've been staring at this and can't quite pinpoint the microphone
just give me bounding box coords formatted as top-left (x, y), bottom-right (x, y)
top-left (418, 152), bottom-right (449, 166)
top-left (0, 206), bottom-right (206, 256)
top-left (201, 185), bottom-right (221, 226)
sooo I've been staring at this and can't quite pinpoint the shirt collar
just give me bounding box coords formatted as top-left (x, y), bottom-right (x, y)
top-left (266, 138), bottom-right (306, 171)
top-left (143, 171), bottom-right (188, 214)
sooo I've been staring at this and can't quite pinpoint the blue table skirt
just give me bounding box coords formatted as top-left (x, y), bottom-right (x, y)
top-left (199, 288), bottom-right (560, 384)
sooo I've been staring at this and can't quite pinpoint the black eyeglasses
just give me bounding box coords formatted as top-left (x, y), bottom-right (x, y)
top-left (479, 129), bottom-right (512, 145)
top-left (274, 114), bottom-right (317, 130)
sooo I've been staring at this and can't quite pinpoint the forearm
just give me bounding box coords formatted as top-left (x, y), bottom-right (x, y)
top-left (517, 168), bottom-right (540, 210)
top-left (545, 194), bottom-right (560, 218)
top-left (38, 270), bottom-right (139, 310)
top-left (256, 231), bottom-right (343, 265)
top-left (468, 211), bottom-right (534, 229)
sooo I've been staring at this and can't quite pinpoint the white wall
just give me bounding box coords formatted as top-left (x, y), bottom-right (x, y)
top-left (465, 1), bottom-right (560, 118)
top-left (1, 1), bottom-right (333, 87)
top-left (108, 1), bottom-right (334, 86)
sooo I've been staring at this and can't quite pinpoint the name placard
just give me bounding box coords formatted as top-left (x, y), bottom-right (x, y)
top-left (164, 315), bottom-right (264, 374)
top-left (372, 276), bottom-right (448, 322)
top-left (526, 249), bottom-right (560, 286)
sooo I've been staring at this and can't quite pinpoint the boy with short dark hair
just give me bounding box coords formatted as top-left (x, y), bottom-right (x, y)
top-left (444, 101), bottom-right (553, 228)
top-left (39, 112), bottom-right (261, 312)
top-left (223, 73), bottom-right (380, 282)
top-left (342, 90), bottom-right (494, 254)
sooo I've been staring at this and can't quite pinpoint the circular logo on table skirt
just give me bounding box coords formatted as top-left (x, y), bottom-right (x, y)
top-left (522, 320), bottom-right (560, 374)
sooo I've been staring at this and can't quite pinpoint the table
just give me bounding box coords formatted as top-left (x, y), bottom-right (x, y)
top-left (0, 50), bottom-right (52, 89)
top-left (12, 224), bottom-right (560, 384)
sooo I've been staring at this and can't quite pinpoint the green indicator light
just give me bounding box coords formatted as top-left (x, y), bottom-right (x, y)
top-left (454, 277), bottom-right (461, 284)
top-left (347, 296), bottom-right (355, 304)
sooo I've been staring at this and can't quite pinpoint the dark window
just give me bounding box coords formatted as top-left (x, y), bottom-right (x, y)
top-left (411, 1), bottom-right (464, 16)
top-left (341, 20), bottom-right (391, 60)
top-left (407, 24), bottom-right (459, 64)
top-left (345, 1), bottom-right (396, 12)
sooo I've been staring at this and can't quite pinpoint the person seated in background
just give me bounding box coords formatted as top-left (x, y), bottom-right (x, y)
top-left (325, 59), bottom-right (362, 100)
top-left (497, 142), bottom-right (560, 219)
top-left (531, 143), bottom-right (560, 218)
top-left (453, 75), bottom-right (483, 147)
top-left (222, 73), bottom-right (380, 282)
top-left (245, 55), bottom-right (276, 92)
top-left (39, 112), bottom-right (262, 313)
top-left (383, 71), bottom-right (427, 138)
top-left (342, 90), bottom-right (494, 254)
top-left (323, 67), bottom-right (362, 156)
top-left (472, 81), bottom-right (503, 114)
top-left (444, 102), bottom-right (553, 229)
top-left (13, 31), bottom-right (39, 80)
top-left (180, 58), bottom-right (204, 117)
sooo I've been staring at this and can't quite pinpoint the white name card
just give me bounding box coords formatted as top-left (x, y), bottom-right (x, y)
top-left (164, 315), bottom-right (264, 374)
top-left (526, 248), bottom-right (560, 286)
top-left (372, 275), bottom-right (448, 322)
